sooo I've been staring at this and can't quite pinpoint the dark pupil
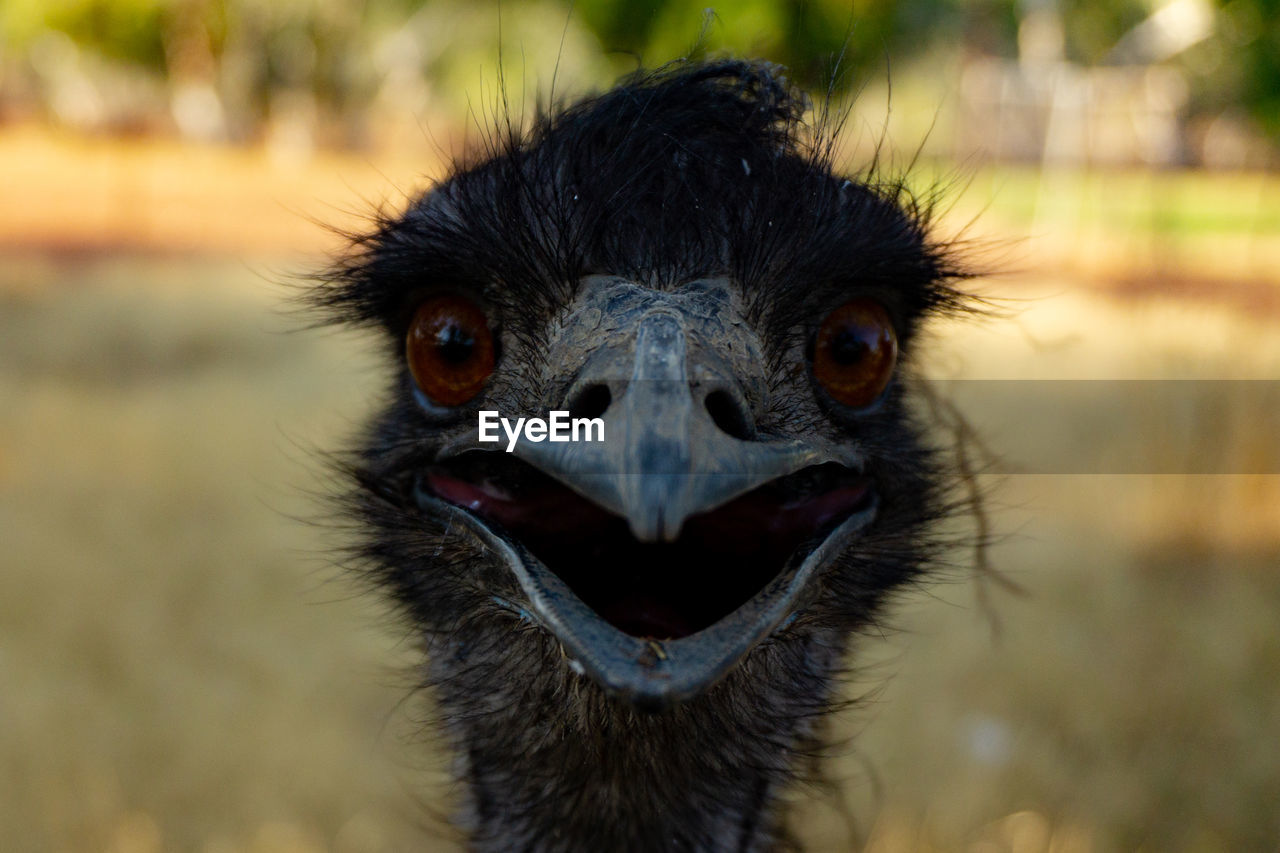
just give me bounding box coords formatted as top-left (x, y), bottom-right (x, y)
top-left (435, 322), bottom-right (475, 365)
top-left (829, 327), bottom-right (868, 366)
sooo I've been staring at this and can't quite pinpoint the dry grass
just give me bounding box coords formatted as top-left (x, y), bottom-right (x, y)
top-left (0, 260), bottom-right (432, 851)
top-left (2, 256), bottom-right (1276, 852)
top-left (1, 130), bottom-right (1277, 851)
top-left (0, 125), bottom-right (439, 257)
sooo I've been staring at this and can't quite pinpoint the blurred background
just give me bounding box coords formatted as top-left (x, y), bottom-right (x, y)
top-left (0, 1), bottom-right (1277, 851)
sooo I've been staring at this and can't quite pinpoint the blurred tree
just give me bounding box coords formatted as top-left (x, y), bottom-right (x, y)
top-left (0, 0), bottom-right (1275, 148)
top-left (574, 0), bottom-right (970, 94)
top-left (1, 0), bottom-right (169, 68)
top-left (1207, 0), bottom-right (1280, 139)
top-left (1059, 0), bottom-right (1148, 63)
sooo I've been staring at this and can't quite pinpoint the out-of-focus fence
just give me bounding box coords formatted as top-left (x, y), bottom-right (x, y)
top-left (954, 57), bottom-right (1273, 169)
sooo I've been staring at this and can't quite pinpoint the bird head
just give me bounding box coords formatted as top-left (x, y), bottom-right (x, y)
top-left (315, 60), bottom-right (968, 715)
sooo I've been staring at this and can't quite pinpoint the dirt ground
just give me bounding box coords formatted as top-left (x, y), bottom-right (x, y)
top-left (4, 124), bottom-right (1278, 291)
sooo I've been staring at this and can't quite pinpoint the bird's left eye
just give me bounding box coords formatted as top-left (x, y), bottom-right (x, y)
top-left (811, 299), bottom-right (898, 408)
top-left (406, 294), bottom-right (495, 407)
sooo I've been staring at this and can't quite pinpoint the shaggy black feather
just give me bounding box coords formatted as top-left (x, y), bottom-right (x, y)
top-left (311, 58), bottom-right (975, 851)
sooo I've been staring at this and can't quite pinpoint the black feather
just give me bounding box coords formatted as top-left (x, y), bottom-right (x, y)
top-left (311, 57), bottom-right (979, 851)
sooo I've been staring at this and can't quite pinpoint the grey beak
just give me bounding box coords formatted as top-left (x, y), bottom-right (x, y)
top-left (512, 278), bottom-right (858, 540)
top-left (616, 311), bottom-right (696, 540)
top-left (422, 276), bottom-right (876, 707)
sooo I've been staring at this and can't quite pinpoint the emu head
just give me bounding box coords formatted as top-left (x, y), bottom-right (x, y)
top-left (316, 60), bottom-right (967, 849)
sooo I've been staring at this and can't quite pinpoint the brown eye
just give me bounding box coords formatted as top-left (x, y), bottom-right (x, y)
top-left (812, 300), bottom-right (898, 408)
top-left (406, 294), bottom-right (495, 407)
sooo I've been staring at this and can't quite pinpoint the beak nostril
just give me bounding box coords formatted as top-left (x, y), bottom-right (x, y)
top-left (704, 389), bottom-right (755, 441)
top-left (568, 383), bottom-right (613, 421)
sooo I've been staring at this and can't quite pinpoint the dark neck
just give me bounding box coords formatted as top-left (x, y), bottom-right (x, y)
top-left (426, 630), bottom-right (846, 852)
top-left (454, 705), bottom-right (795, 852)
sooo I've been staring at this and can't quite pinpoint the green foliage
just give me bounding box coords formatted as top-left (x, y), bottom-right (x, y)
top-left (1, 0), bottom-right (168, 67)
top-left (1, 0), bottom-right (1276, 144)
top-left (1058, 0), bottom-right (1148, 64)
top-left (1217, 0), bottom-right (1280, 138)
top-left (574, 0), bottom-right (969, 93)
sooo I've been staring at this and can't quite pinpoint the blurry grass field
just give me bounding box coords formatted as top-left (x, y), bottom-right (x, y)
top-left (0, 258), bottom-right (433, 851)
top-left (2, 255), bottom-right (1277, 853)
top-left (1, 138), bottom-right (1278, 852)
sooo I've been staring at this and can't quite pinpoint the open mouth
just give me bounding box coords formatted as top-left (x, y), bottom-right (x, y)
top-left (415, 451), bottom-right (877, 707)
top-left (426, 455), bottom-right (872, 639)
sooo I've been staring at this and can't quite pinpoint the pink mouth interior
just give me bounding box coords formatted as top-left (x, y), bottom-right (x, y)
top-left (426, 464), bottom-right (871, 639)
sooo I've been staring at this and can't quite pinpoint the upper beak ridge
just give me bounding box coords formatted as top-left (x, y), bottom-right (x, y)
top-left (512, 308), bottom-right (856, 540)
top-left (619, 312), bottom-right (693, 541)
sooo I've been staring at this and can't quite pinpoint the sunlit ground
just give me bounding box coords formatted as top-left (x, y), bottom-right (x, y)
top-left (1, 131), bottom-right (1277, 852)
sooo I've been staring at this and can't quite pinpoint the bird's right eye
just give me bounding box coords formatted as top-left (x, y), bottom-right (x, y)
top-left (811, 299), bottom-right (898, 409)
top-left (406, 294), bottom-right (495, 407)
